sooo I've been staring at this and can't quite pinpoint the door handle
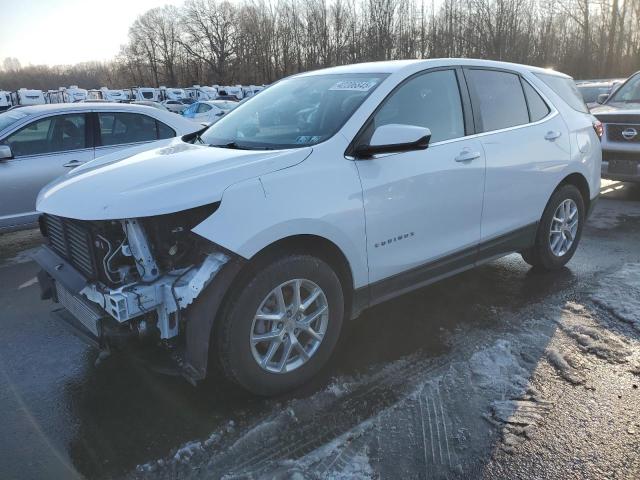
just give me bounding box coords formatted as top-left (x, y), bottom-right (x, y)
top-left (63, 160), bottom-right (83, 168)
top-left (454, 150), bottom-right (481, 162)
top-left (544, 131), bottom-right (562, 141)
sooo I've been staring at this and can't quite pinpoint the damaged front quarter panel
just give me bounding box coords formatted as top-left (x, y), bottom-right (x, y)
top-left (35, 201), bottom-right (245, 384)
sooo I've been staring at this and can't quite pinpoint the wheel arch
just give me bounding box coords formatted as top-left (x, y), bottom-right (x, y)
top-left (558, 172), bottom-right (591, 211)
top-left (242, 234), bottom-right (356, 319)
top-left (184, 234), bottom-right (357, 381)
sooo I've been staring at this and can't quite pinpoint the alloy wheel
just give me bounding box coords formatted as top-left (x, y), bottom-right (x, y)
top-left (250, 279), bottom-right (329, 374)
top-left (549, 198), bottom-right (579, 257)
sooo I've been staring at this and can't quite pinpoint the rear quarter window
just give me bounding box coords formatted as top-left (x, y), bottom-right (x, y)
top-left (522, 81), bottom-right (551, 122)
top-left (535, 73), bottom-right (588, 113)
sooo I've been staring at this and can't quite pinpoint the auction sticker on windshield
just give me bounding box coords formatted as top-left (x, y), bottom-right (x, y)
top-left (330, 80), bottom-right (378, 91)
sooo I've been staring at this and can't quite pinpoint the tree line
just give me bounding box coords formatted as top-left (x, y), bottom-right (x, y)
top-left (1, 0), bottom-right (639, 91)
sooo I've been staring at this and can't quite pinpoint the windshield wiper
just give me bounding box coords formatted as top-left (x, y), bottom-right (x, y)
top-left (210, 141), bottom-right (279, 151)
top-left (210, 141), bottom-right (251, 150)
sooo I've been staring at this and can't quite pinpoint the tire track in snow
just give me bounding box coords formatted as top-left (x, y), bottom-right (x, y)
top-left (205, 336), bottom-right (473, 477)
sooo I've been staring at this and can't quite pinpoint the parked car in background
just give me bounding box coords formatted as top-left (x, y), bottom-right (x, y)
top-left (0, 91), bottom-right (12, 111)
top-left (33, 59), bottom-right (600, 395)
top-left (182, 100), bottom-right (238, 125)
top-left (160, 87), bottom-right (188, 102)
top-left (185, 85), bottom-right (218, 101)
top-left (591, 71), bottom-right (640, 182)
top-left (87, 88), bottom-right (129, 102)
top-left (162, 100), bottom-right (188, 113)
top-left (11, 88), bottom-right (46, 106)
top-left (576, 80), bottom-right (621, 109)
top-left (130, 100), bottom-right (170, 111)
top-left (0, 103), bottom-right (201, 231)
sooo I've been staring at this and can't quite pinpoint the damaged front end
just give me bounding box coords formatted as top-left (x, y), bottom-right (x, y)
top-left (34, 203), bottom-right (233, 383)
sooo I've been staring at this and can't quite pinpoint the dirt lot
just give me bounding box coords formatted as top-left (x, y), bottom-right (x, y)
top-left (0, 181), bottom-right (639, 480)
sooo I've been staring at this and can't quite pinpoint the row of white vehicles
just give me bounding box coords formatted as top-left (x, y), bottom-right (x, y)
top-left (0, 84), bottom-right (265, 111)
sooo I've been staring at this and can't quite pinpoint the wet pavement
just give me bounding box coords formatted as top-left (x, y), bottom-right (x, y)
top-left (1, 180), bottom-right (639, 480)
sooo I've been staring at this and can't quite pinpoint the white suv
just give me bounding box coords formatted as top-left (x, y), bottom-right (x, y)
top-left (34, 59), bottom-right (601, 395)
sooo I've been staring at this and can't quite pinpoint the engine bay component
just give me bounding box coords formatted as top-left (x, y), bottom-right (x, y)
top-left (81, 252), bottom-right (228, 339)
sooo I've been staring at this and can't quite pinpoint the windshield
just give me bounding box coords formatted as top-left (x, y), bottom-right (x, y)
top-left (0, 110), bottom-right (28, 132)
top-left (608, 73), bottom-right (640, 104)
top-left (200, 73), bottom-right (387, 149)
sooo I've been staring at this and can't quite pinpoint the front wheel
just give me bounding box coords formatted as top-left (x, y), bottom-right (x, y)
top-left (521, 184), bottom-right (585, 270)
top-left (215, 254), bottom-right (344, 396)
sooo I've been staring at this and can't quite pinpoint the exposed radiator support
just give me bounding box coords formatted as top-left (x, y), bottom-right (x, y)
top-left (123, 219), bottom-right (159, 282)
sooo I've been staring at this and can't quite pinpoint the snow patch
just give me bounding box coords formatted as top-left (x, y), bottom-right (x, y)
top-left (325, 381), bottom-right (353, 398)
top-left (326, 448), bottom-right (374, 479)
top-left (546, 348), bottom-right (584, 385)
top-left (469, 340), bottom-right (529, 395)
top-left (489, 388), bottom-right (553, 454)
top-left (592, 263), bottom-right (640, 331)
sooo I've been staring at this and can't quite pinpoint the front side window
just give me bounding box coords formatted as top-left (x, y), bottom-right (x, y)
top-left (607, 73), bottom-right (640, 104)
top-left (200, 73), bottom-right (387, 149)
top-left (2, 114), bottom-right (86, 157)
top-left (98, 112), bottom-right (158, 146)
top-left (368, 69), bottom-right (465, 144)
top-left (468, 69), bottom-right (529, 132)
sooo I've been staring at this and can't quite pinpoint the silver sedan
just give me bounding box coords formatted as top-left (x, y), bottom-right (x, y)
top-left (0, 103), bottom-right (201, 231)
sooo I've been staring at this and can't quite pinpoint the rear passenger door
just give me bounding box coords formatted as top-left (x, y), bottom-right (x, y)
top-left (94, 111), bottom-right (175, 158)
top-left (464, 68), bottom-right (571, 254)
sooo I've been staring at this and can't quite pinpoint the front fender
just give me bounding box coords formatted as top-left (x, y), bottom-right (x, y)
top-left (192, 165), bottom-right (368, 288)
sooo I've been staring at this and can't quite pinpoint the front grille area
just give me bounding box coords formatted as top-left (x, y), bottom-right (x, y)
top-left (602, 150), bottom-right (640, 162)
top-left (606, 124), bottom-right (640, 143)
top-left (43, 214), bottom-right (97, 278)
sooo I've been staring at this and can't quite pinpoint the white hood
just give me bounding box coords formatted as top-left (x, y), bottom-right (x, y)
top-left (37, 140), bottom-right (312, 220)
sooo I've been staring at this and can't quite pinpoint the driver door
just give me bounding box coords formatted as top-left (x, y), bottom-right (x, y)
top-left (354, 69), bottom-right (486, 293)
top-left (0, 113), bottom-right (93, 229)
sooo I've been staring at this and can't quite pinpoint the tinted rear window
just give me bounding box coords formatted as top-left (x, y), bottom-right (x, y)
top-left (468, 69), bottom-right (529, 132)
top-left (535, 73), bottom-right (588, 113)
top-left (522, 81), bottom-right (551, 122)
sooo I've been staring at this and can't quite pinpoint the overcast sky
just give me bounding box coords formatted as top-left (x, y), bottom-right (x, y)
top-left (0, 0), bottom-right (181, 66)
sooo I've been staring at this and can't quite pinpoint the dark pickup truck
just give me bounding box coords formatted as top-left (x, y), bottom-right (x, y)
top-left (592, 71), bottom-right (640, 182)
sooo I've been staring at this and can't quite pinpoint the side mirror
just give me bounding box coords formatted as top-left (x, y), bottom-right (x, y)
top-left (216, 112), bottom-right (225, 117)
top-left (354, 124), bottom-right (431, 158)
top-left (597, 93), bottom-right (609, 104)
top-left (0, 145), bottom-right (13, 160)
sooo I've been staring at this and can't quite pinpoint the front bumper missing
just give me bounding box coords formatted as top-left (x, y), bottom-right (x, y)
top-left (33, 245), bottom-right (228, 340)
top-left (33, 244), bottom-right (233, 383)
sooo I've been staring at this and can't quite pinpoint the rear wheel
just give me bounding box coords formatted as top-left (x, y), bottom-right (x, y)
top-left (521, 184), bottom-right (585, 270)
top-left (215, 254), bottom-right (344, 396)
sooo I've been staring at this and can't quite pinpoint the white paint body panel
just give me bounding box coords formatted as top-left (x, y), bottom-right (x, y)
top-left (355, 138), bottom-right (486, 283)
top-left (37, 142), bottom-right (312, 220)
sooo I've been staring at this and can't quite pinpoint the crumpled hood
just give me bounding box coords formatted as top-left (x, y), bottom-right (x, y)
top-left (37, 140), bottom-right (311, 220)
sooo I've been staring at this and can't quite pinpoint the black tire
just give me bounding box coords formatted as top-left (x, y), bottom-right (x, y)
top-left (214, 254), bottom-right (344, 396)
top-left (521, 184), bottom-right (585, 270)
